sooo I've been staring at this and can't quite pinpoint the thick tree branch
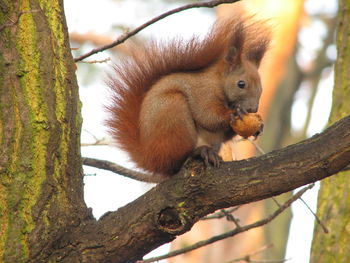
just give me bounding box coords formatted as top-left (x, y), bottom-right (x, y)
top-left (138, 184), bottom-right (313, 263)
top-left (73, 0), bottom-right (240, 62)
top-left (74, 114), bottom-right (350, 263)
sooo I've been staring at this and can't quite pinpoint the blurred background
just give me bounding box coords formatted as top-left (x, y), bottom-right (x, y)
top-left (64, 0), bottom-right (338, 262)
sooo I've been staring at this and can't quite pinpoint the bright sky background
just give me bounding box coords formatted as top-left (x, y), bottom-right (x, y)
top-left (64, 0), bottom-right (337, 261)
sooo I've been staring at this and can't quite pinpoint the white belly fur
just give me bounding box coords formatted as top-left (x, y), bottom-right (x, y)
top-left (196, 128), bottom-right (224, 147)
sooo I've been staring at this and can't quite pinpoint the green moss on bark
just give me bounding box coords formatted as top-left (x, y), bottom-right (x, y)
top-left (4, 0), bottom-right (49, 259)
top-left (0, 186), bottom-right (7, 260)
top-left (1, 0), bottom-right (83, 261)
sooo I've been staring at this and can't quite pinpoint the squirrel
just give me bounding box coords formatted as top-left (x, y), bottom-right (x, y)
top-left (105, 13), bottom-right (271, 183)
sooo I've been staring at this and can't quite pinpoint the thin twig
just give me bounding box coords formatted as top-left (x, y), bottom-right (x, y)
top-left (137, 184), bottom-right (314, 263)
top-left (299, 196), bottom-right (329, 233)
top-left (248, 138), bottom-right (326, 234)
top-left (79, 57), bottom-right (111, 64)
top-left (246, 138), bottom-right (282, 207)
top-left (224, 243), bottom-right (290, 263)
top-left (224, 244), bottom-right (274, 263)
top-left (73, 0), bottom-right (240, 62)
top-left (247, 138), bottom-right (328, 234)
top-left (81, 141), bottom-right (109, 146)
top-left (221, 209), bottom-right (241, 227)
top-left (83, 129), bottom-right (101, 142)
top-left (82, 157), bottom-right (145, 180)
top-left (271, 197), bottom-right (282, 208)
top-left (248, 137), bottom-right (266, 156)
top-left (81, 129), bottom-right (109, 146)
top-left (202, 206), bottom-right (242, 220)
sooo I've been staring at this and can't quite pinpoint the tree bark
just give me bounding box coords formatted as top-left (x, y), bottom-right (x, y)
top-left (310, 0), bottom-right (350, 261)
top-left (0, 0), bottom-right (88, 262)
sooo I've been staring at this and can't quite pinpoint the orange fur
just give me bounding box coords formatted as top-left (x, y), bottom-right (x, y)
top-left (106, 13), bottom-right (271, 180)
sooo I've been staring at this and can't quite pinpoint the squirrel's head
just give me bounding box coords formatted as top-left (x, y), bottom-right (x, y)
top-left (222, 20), bottom-right (270, 113)
top-left (223, 61), bottom-right (262, 113)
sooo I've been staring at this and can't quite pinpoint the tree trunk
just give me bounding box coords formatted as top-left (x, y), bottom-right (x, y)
top-left (0, 0), bottom-right (88, 262)
top-left (310, 0), bottom-right (350, 261)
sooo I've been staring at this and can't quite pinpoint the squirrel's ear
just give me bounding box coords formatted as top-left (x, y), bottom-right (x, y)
top-left (225, 22), bottom-right (245, 68)
top-left (246, 35), bottom-right (270, 67)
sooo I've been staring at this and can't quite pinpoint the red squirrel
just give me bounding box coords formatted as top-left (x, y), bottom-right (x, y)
top-left (106, 14), bottom-right (271, 183)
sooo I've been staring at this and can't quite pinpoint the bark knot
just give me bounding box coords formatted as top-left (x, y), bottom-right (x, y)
top-left (157, 207), bottom-right (190, 235)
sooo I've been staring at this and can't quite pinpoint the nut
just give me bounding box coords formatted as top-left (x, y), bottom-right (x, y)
top-left (230, 113), bottom-right (264, 138)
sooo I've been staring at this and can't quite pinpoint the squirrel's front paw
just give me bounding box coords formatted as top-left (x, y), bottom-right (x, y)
top-left (192, 146), bottom-right (222, 167)
top-left (231, 106), bottom-right (248, 121)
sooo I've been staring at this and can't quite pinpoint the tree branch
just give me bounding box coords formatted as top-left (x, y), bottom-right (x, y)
top-left (82, 157), bottom-right (159, 183)
top-left (82, 153), bottom-right (350, 181)
top-left (75, 114), bottom-right (350, 263)
top-left (73, 0), bottom-right (240, 62)
top-left (138, 184), bottom-right (312, 263)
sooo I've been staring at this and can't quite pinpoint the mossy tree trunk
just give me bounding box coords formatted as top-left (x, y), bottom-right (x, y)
top-left (0, 0), bottom-right (88, 262)
top-left (310, 0), bottom-right (350, 261)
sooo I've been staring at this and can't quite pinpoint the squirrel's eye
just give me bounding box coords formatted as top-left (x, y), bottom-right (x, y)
top-left (237, 80), bottom-right (246, 89)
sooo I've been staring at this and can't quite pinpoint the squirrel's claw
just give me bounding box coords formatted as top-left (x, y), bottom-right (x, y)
top-left (231, 106), bottom-right (248, 121)
top-left (192, 146), bottom-right (222, 168)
